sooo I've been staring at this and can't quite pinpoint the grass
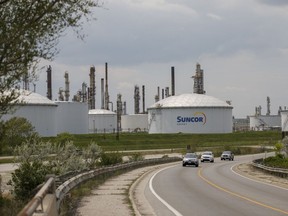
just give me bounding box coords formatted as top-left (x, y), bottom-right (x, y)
top-left (41, 131), bottom-right (281, 152)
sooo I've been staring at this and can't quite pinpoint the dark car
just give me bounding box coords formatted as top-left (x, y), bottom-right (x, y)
top-left (221, 151), bottom-right (234, 161)
top-left (182, 153), bottom-right (199, 167)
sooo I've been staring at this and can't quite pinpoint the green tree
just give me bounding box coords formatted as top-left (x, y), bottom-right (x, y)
top-left (0, 0), bottom-right (101, 117)
top-left (0, 117), bottom-right (37, 154)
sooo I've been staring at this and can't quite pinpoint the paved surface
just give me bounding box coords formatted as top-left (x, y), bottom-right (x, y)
top-left (76, 160), bottom-right (288, 216)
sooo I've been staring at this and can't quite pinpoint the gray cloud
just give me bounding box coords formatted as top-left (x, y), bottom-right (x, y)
top-left (258, 0), bottom-right (288, 6)
top-left (36, 0), bottom-right (288, 117)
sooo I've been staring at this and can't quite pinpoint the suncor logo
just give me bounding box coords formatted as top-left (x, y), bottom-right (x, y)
top-left (177, 112), bottom-right (207, 125)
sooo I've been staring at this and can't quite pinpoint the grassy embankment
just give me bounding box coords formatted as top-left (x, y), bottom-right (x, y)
top-left (42, 130), bottom-right (280, 153)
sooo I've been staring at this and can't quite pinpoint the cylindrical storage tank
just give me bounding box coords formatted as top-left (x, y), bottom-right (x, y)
top-left (249, 115), bottom-right (281, 131)
top-left (121, 114), bottom-right (148, 132)
top-left (147, 93), bottom-right (233, 134)
top-left (55, 101), bottom-right (88, 134)
top-left (88, 109), bottom-right (117, 133)
top-left (2, 90), bottom-right (57, 136)
top-left (281, 111), bottom-right (288, 132)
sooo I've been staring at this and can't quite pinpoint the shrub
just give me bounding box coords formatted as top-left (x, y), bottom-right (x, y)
top-left (128, 152), bottom-right (144, 161)
top-left (55, 132), bottom-right (75, 146)
top-left (98, 152), bottom-right (123, 166)
top-left (263, 156), bottom-right (288, 169)
top-left (10, 161), bottom-right (52, 200)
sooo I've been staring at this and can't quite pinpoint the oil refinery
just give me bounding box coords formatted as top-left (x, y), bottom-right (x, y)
top-left (1, 62), bottom-right (287, 136)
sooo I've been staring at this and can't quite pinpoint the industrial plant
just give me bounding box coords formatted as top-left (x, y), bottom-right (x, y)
top-left (1, 62), bottom-right (288, 136)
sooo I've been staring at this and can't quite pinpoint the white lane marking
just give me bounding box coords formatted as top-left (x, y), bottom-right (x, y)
top-left (149, 165), bottom-right (183, 216)
top-left (231, 164), bottom-right (288, 191)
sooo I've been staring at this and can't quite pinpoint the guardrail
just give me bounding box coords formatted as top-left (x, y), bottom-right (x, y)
top-left (17, 156), bottom-right (181, 216)
top-left (251, 159), bottom-right (288, 178)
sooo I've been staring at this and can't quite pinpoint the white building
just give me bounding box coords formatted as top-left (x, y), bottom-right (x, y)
top-left (88, 109), bottom-right (117, 133)
top-left (2, 91), bottom-right (89, 136)
top-left (249, 115), bottom-right (281, 131)
top-left (55, 101), bottom-right (88, 134)
top-left (2, 91), bottom-right (58, 136)
top-left (148, 93), bottom-right (233, 134)
top-left (121, 114), bottom-right (148, 132)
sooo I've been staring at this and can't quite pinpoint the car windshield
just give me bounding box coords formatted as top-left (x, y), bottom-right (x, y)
top-left (223, 151), bottom-right (231, 154)
top-left (185, 153), bottom-right (197, 158)
top-left (203, 152), bottom-right (212, 155)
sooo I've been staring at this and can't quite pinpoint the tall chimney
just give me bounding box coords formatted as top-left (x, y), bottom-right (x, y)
top-left (105, 62), bottom-right (110, 110)
top-left (101, 78), bottom-right (104, 109)
top-left (162, 88), bottom-right (164, 99)
top-left (89, 66), bottom-right (96, 109)
top-left (47, 65), bottom-right (52, 100)
top-left (171, 66), bottom-right (175, 96)
top-left (134, 85), bottom-right (140, 114)
top-left (142, 85), bottom-right (145, 113)
top-left (64, 71), bottom-right (70, 101)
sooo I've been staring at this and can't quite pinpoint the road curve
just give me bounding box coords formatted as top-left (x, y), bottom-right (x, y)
top-left (146, 153), bottom-right (288, 216)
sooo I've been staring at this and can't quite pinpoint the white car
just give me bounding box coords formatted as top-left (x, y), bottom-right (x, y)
top-left (200, 151), bottom-right (214, 163)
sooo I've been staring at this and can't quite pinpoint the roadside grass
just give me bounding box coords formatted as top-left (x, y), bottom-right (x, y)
top-left (41, 131), bottom-right (281, 152)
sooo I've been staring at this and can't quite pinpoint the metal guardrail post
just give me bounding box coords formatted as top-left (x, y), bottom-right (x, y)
top-left (17, 177), bottom-right (56, 216)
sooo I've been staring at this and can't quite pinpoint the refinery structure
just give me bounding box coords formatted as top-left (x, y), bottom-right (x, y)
top-left (1, 62), bottom-right (288, 136)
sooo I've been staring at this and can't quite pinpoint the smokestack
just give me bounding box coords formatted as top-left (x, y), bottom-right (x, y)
top-left (266, 96), bottom-right (271, 116)
top-left (171, 66), bottom-right (175, 96)
top-left (101, 78), bottom-right (104, 109)
top-left (89, 66), bottom-right (96, 109)
top-left (134, 85), bottom-right (140, 114)
top-left (162, 88), bottom-right (164, 99)
top-left (165, 87), bottom-right (169, 98)
top-left (142, 85), bottom-right (145, 113)
top-left (47, 65), bottom-right (52, 100)
top-left (81, 82), bottom-right (87, 103)
top-left (64, 71), bottom-right (70, 101)
top-left (105, 62), bottom-right (110, 110)
top-left (123, 101), bottom-right (127, 115)
top-left (154, 86), bottom-right (160, 102)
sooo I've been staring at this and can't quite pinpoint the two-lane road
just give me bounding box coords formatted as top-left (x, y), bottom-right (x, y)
top-left (145, 153), bottom-right (288, 216)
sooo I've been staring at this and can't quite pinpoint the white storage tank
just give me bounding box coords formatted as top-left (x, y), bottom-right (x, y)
top-left (121, 114), bottom-right (148, 132)
top-left (88, 109), bottom-right (117, 133)
top-left (147, 93), bottom-right (233, 134)
top-left (281, 110), bottom-right (288, 132)
top-left (249, 115), bottom-right (281, 131)
top-left (2, 90), bottom-right (57, 136)
top-left (55, 101), bottom-right (88, 134)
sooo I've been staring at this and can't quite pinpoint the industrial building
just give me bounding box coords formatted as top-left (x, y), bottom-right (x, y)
top-left (148, 93), bottom-right (233, 134)
top-left (88, 109), bottom-right (117, 133)
top-left (121, 114), bottom-right (148, 132)
top-left (249, 97), bottom-right (281, 131)
top-left (2, 90), bottom-right (88, 136)
top-left (281, 110), bottom-right (288, 137)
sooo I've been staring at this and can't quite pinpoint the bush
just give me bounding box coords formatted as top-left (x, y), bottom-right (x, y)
top-left (128, 152), bottom-right (144, 161)
top-left (98, 152), bottom-right (123, 166)
top-left (55, 132), bottom-right (75, 146)
top-left (10, 161), bottom-right (52, 201)
top-left (11, 138), bottom-right (102, 200)
top-left (263, 156), bottom-right (288, 169)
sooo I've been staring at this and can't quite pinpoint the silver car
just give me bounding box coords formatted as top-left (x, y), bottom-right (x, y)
top-left (200, 151), bottom-right (214, 163)
top-left (182, 153), bottom-right (199, 167)
top-left (221, 151), bottom-right (234, 161)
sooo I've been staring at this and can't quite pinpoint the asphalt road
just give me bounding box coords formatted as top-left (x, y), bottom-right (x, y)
top-left (146, 153), bottom-right (288, 216)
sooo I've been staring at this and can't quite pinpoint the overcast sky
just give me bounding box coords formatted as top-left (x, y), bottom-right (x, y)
top-left (36, 0), bottom-right (288, 118)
